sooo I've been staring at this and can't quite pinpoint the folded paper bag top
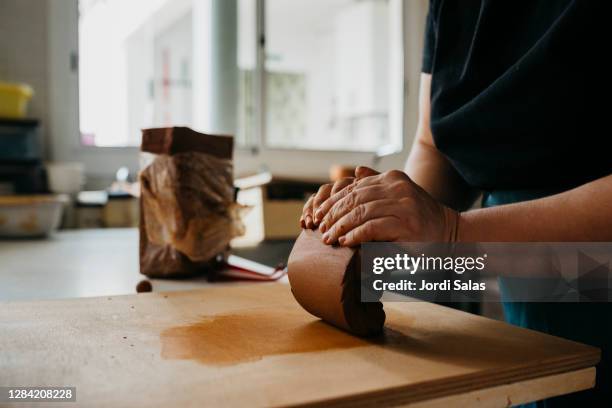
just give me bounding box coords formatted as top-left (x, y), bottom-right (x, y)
top-left (287, 229), bottom-right (386, 337)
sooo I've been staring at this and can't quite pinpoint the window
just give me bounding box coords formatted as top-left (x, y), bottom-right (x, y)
top-left (78, 0), bottom-right (404, 152)
top-left (78, 0), bottom-right (197, 147)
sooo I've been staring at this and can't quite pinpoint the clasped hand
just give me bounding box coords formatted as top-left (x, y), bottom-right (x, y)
top-left (300, 167), bottom-right (458, 246)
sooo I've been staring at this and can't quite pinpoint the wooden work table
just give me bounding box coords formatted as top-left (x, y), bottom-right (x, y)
top-left (1, 283), bottom-right (599, 407)
top-left (0, 229), bottom-right (601, 406)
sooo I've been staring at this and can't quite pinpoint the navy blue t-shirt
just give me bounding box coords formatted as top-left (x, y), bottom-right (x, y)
top-left (423, 0), bottom-right (610, 192)
top-left (422, 1), bottom-right (611, 406)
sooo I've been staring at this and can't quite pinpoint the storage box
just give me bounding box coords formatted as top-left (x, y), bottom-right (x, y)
top-left (104, 192), bottom-right (139, 228)
top-left (0, 82), bottom-right (33, 119)
top-left (235, 173), bottom-right (323, 240)
top-left (0, 161), bottom-right (47, 194)
top-left (0, 119), bottom-right (41, 161)
top-left (75, 191), bottom-right (107, 229)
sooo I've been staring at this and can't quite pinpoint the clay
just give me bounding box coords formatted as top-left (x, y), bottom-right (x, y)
top-left (287, 229), bottom-right (385, 337)
top-left (136, 280), bottom-right (152, 293)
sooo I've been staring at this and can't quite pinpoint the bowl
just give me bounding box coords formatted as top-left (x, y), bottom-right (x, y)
top-left (0, 195), bottom-right (68, 237)
top-left (0, 81), bottom-right (33, 119)
top-left (46, 162), bottom-right (85, 194)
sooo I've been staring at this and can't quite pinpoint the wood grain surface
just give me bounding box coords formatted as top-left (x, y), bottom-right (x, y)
top-left (0, 283), bottom-right (600, 407)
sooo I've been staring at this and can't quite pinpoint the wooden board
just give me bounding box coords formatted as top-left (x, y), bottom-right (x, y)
top-left (407, 368), bottom-right (595, 408)
top-left (0, 283), bottom-right (599, 407)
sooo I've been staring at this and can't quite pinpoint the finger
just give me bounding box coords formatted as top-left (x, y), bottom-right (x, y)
top-left (306, 194), bottom-right (317, 229)
top-left (301, 194), bottom-right (315, 228)
top-left (315, 175), bottom-right (384, 222)
top-left (311, 184), bottom-right (333, 226)
top-left (319, 185), bottom-right (386, 233)
top-left (322, 200), bottom-right (398, 244)
top-left (312, 178), bottom-right (353, 224)
top-left (355, 166), bottom-right (379, 179)
top-left (338, 217), bottom-right (398, 247)
top-left (331, 177), bottom-right (354, 194)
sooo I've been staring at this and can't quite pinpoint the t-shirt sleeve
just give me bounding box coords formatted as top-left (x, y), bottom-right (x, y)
top-left (422, 0), bottom-right (436, 74)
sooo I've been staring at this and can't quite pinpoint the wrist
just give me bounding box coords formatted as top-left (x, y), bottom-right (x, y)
top-left (455, 209), bottom-right (478, 242)
top-left (442, 206), bottom-right (460, 243)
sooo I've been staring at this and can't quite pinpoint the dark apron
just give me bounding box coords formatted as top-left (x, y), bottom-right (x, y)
top-left (483, 190), bottom-right (612, 407)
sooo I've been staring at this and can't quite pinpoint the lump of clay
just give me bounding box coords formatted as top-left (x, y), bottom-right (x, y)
top-left (287, 229), bottom-right (385, 337)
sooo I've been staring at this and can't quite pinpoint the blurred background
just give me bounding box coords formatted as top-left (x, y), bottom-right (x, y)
top-left (2, 0), bottom-right (505, 318)
top-left (0, 0), bottom-right (426, 184)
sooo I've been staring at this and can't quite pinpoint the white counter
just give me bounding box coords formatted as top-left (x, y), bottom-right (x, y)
top-left (0, 228), bottom-right (272, 301)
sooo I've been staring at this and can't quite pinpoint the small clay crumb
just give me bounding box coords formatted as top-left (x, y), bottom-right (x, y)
top-left (130, 305), bottom-right (135, 309)
top-left (107, 297), bottom-right (112, 300)
top-left (163, 295), bottom-right (168, 299)
top-left (136, 280), bottom-right (153, 293)
top-left (122, 336), bottom-right (127, 339)
top-left (130, 344), bottom-right (134, 347)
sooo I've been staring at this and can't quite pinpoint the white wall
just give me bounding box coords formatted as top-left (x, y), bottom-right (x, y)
top-left (0, 0), bottom-right (50, 155)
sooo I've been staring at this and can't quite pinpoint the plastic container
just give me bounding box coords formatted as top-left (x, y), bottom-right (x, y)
top-left (0, 118), bottom-right (41, 160)
top-left (0, 195), bottom-right (68, 237)
top-left (0, 82), bottom-right (33, 119)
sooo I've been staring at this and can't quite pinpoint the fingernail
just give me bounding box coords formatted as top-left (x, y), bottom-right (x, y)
top-left (319, 221), bottom-right (327, 233)
top-left (322, 232), bottom-right (330, 243)
top-left (314, 210), bottom-right (322, 221)
top-left (305, 215), bottom-right (312, 227)
top-left (338, 236), bottom-right (346, 245)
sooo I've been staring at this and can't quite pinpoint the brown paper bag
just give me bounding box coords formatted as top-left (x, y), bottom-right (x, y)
top-left (139, 127), bottom-right (244, 278)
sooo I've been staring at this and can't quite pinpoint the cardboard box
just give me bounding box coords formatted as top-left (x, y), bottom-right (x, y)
top-left (235, 173), bottom-right (323, 240)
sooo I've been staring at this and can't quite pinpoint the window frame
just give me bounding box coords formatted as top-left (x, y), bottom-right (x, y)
top-left (247, 0), bottom-right (406, 156)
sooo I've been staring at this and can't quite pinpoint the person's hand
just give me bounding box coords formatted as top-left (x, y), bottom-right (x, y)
top-left (300, 166), bottom-right (379, 229)
top-left (317, 169), bottom-right (459, 246)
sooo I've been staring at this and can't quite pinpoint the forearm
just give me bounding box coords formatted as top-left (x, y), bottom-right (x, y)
top-left (405, 137), bottom-right (479, 211)
top-left (458, 174), bottom-right (612, 242)
top-left (405, 74), bottom-right (479, 211)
